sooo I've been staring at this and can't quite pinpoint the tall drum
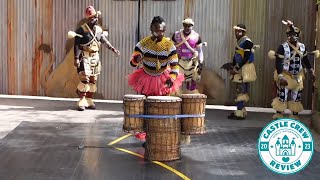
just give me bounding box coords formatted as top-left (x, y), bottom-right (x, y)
top-left (144, 96), bottom-right (182, 161)
top-left (180, 94), bottom-right (207, 135)
top-left (123, 94), bottom-right (146, 133)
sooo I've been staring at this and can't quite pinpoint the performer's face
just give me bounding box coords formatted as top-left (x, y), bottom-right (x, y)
top-left (151, 22), bottom-right (166, 41)
top-left (287, 32), bottom-right (299, 43)
top-left (89, 15), bottom-right (98, 25)
top-left (183, 23), bottom-right (193, 34)
top-left (235, 29), bottom-right (245, 39)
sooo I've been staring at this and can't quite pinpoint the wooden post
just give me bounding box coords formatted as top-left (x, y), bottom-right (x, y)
top-left (311, 3), bottom-right (320, 134)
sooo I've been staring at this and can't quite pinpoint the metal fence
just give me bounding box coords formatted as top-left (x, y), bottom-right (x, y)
top-left (0, 0), bottom-right (316, 108)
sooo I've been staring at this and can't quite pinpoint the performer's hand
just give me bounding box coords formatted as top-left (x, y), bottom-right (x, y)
top-left (74, 59), bottom-right (80, 68)
top-left (310, 73), bottom-right (316, 82)
top-left (165, 78), bottom-right (173, 88)
top-left (192, 51), bottom-right (199, 59)
top-left (113, 49), bottom-right (120, 56)
top-left (229, 66), bottom-right (239, 75)
top-left (229, 69), bottom-right (238, 75)
top-left (133, 54), bottom-right (142, 63)
top-left (308, 69), bottom-right (316, 82)
top-left (197, 63), bottom-right (203, 75)
top-left (279, 78), bottom-right (288, 86)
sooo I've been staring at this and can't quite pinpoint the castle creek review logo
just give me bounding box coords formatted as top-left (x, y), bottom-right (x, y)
top-left (258, 118), bottom-right (313, 174)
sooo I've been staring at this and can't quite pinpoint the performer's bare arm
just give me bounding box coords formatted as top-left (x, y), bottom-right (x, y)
top-left (275, 45), bottom-right (285, 74)
top-left (171, 33), bottom-right (176, 43)
top-left (74, 28), bottom-right (84, 60)
top-left (100, 33), bottom-right (120, 55)
top-left (196, 37), bottom-right (203, 64)
top-left (302, 50), bottom-right (315, 81)
top-left (73, 28), bottom-right (84, 67)
top-left (302, 51), bottom-right (313, 70)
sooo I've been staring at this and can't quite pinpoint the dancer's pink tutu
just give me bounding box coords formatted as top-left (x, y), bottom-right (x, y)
top-left (128, 68), bottom-right (184, 96)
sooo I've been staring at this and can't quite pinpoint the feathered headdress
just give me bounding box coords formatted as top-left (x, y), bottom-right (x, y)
top-left (282, 20), bottom-right (300, 35)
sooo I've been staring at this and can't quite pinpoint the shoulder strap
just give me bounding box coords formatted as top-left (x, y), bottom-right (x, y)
top-left (175, 30), bottom-right (191, 47)
top-left (235, 36), bottom-right (249, 50)
top-left (178, 30), bottom-right (196, 53)
top-left (84, 23), bottom-right (99, 43)
top-left (282, 42), bottom-right (297, 63)
top-left (287, 41), bottom-right (303, 57)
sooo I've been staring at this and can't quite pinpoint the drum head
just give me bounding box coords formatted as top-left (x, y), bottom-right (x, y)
top-left (180, 94), bottom-right (207, 98)
top-left (123, 94), bottom-right (146, 100)
top-left (146, 96), bottom-right (181, 102)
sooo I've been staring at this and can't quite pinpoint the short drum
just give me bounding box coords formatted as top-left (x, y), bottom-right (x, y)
top-left (123, 94), bottom-right (146, 133)
top-left (180, 94), bottom-right (207, 135)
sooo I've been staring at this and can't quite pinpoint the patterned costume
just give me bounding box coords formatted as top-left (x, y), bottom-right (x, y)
top-left (128, 16), bottom-right (184, 144)
top-left (270, 20), bottom-right (314, 120)
top-left (128, 36), bottom-right (184, 96)
top-left (73, 6), bottom-right (119, 111)
top-left (172, 18), bottom-right (204, 93)
top-left (227, 24), bottom-right (257, 120)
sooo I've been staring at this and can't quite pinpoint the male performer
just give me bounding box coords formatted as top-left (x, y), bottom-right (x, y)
top-left (270, 20), bottom-right (315, 120)
top-left (72, 6), bottom-right (120, 111)
top-left (172, 18), bottom-right (204, 93)
top-left (223, 24), bottom-right (256, 120)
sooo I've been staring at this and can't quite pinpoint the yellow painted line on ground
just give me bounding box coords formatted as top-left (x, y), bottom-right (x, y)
top-left (113, 147), bottom-right (191, 180)
top-left (107, 134), bottom-right (132, 146)
top-left (114, 147), bottom-right (144, 158)
top-left (108, 134), bottom-right (191, 180)
top-left (152, 161), bottom-right (191, 180)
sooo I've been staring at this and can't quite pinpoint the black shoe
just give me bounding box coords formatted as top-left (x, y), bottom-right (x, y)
top-left (87, 105), bottom-right (96, 110)
top-left (78, 106), bottom-right (85, 111)
top-left (227, 113), bottom-right (246, 120)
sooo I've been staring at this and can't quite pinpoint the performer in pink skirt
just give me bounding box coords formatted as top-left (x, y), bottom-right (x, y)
top-left (128, 16), bottom-right (184, 143)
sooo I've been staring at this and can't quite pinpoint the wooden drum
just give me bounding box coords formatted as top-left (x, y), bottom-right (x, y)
top-left (144, 96), bottom-right (182, 161)
top-left (180, 94), bottom-right (207, 135)
top-left (122, 94), bottom-right (146, 133)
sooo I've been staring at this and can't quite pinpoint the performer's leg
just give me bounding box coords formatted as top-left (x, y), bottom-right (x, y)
top-left (271, 85), bottom-right (289, 119)
top-left (185, 62), bottom-right (199, 94)
top-left (228, 82), bottom-right (249, 120)
top-left (185, 80), bottom-right (199, 94)
top-left (86, 75), bottom-right (98, 109)
top-left (181, 60), bottom-right (198, 94)
top-left (177, 60), bottom-right (186, 94)
top-left (288, 89), bottom-right (303, 120)
top-left (77, 72), bottom-right (90, 111)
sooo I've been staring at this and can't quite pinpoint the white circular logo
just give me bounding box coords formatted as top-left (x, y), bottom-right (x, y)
top-left (258, 118), bottom-right (314, 174)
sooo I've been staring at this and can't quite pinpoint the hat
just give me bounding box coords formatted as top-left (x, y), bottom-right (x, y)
top-left (233, 24), bottom-right (246, 32)
top-left (282, 20), bottom-right (300, 35)
top-left (85, 6), bottom-right (101, 18)
top-left (182, 18), bottom-right (194, 26)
